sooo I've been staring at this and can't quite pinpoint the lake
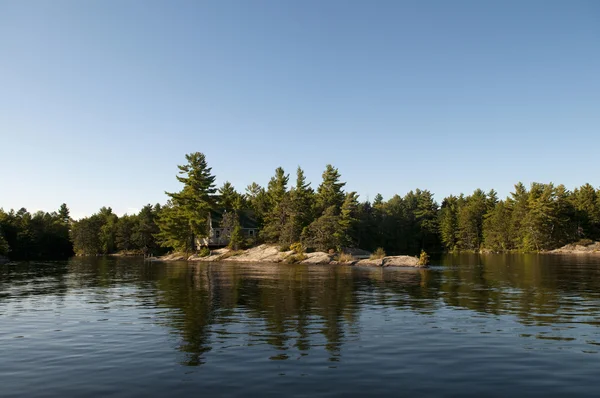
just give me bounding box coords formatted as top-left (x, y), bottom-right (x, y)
top-left (2, 254), bottom-right (600, 397)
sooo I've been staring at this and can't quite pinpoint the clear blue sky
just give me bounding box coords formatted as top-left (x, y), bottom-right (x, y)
top-left (1, 0), bottom-right (598, 219)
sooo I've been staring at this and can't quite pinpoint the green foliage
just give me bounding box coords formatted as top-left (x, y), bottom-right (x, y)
top-left (284, 252), bottom-right (307, 264)
top-left (370, 247), bottom-right (386, 260)
top-left (157, 152), bottom-right (217, 252)
top-left (418, 250), bottom-right (430, 266)
top-left (198, 246), bottom-right (211, 257)
top-left (290, 242), bottom-right (304, 254)
top-left (228, 225), bottom-right (245, 250)
top-left (0, 230), bottom-right (9, 256)
top-left (302, 206), bottom-right (341, 252)
top-left (0, 205), bottom-right (73, 259)
top-left (337, 252), bottom-right (354, 262)
top-left (71, 204), bottom-right (163, 256)
top-left (315, 164), bottom-right (346, 213)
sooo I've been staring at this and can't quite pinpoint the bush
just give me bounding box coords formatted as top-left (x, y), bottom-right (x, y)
top-left (285, 252), bottom-right (307, 264)
top-left (290, 242), bottom-right (304, 254)
top-left (337, 252), bottom-right (354, 262)
top-left (370, 247), bottom-right (386, 260)
top-left (279, 244), bottom-right (290, 252)
top-left (418, 250), bottom-right (430, 266)
top-left (198, 246), bottom-right (211, 257)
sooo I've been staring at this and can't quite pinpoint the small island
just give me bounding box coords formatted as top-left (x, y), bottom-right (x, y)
top-left (1, 152), bottom-right (599, 264)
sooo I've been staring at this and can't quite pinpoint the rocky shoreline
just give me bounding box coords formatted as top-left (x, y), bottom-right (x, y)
top-left (152, 244), bottom-right (427, 268)
top-left (549, 241), bottom-right (600, 254)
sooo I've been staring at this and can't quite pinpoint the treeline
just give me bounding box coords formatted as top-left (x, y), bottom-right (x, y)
top-left (137, 152), bottom-right (600, 255)
top-left (0, 205), bottom-right (73, 259)
top-left (2, 152), bottom-right (599, 259)
top-left (440, 183), bottom-right (600, 252)
top-left (70, 204), bottom-right (164, 256)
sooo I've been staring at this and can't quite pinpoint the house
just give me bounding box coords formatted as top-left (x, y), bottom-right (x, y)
top-left (196, 209), bottom-right (259, 247)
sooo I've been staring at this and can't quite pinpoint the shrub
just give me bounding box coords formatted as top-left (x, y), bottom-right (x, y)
top-left (290, 242), bottom-right (304, 254)
top-left (370, 247), bottom-right (386, 260)
top-left (337, 252), bottom-right (354, 263)
top-left (279, 244), bottom-right (290, 252)
top-left (284, 252), bottom-right (307, 264)
top-left (198, 246), bottom-right (211, 257)
top-left (418, 250), bottom-right (430, 266)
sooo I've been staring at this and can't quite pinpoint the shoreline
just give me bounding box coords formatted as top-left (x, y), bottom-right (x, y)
top-left (150, 244), bottom-right (427, 268)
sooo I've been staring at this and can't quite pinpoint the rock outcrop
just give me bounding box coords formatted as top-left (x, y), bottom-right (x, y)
top-left (300, 252), bottom-right (333, 264)
top-left (383, 256), bottom-right (421, 267)
top-left (550, 242), bottom-right (600, 254)
top-left (355, 258), bottom-right (384, 267)
top-left (156, 245), bottom-right (427, 268)
top-left (222, 245), bottom-right (293, 263)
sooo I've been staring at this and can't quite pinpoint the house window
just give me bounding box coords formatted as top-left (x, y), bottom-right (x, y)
top-left (216, 230), bottom-right (221, 238)
top-left (249, 230), bottom-right (254, 236)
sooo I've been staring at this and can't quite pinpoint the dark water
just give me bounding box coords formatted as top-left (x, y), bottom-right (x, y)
top-left (2, 255), bottom-right (600, 397)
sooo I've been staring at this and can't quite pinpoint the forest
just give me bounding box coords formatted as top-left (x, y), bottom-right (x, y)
top-left (1, 152), bottom-right (599, 260)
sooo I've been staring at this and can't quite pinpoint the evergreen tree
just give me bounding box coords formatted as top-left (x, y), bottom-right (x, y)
top-left (157, 152), bottom-right (217, 252)
top-left (302, 206), bottom-right (340, 252)
top-left (315, 165), bottom-right (346, 214)
top-left (0, 232), bottom-right (8, 256)
top-left (336, 192), bottom-right (360, 248)
top-left (483, 200), bottom-right (513, 251)
top-left (262, 167), bottom-right (290, 243)
top-left (245, 182), bottom-right (269, 228)
top-left (439, 195), bottom-right (459, 251)
top-left (415, 189), bottom-right (439, 250)
top-left (218, 181), bottom-right (238, 211)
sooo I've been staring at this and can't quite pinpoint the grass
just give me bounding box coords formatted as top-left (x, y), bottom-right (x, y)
top-left (337, 252), bottom-right (355, 263)
top-left (370, 247), bottom-right (386, 260)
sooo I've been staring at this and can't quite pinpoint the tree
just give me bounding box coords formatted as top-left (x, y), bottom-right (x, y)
top-left (315, 165), bottom-right (346, 214)
top-left (0, 229), bottom-right (9, 256)
top-left (439, 195), bottom-right (459, 251)
top-left (302, 206), bottom-right (340, 252)
top-left (218, 181), bottom-right (238, 211)
top-left (58, 203), bottom-right (70, 225)
top-left (483, 200), bottom-right (513, 251)
top-left (457, 189), bottom-right (487, 251)
top-left (336, 192), bottom-right (359, 248)
top-left (155, 201), bottom-right (194, 252)
top-left (279, 167), bottom-right (315, 245)
top-left (415, 189), bottom-right (439, 250)
top-left (157, 152), bottom-right (217, 252)
top-left (132, 204), bottom-right (161, 254)
top-left (262, 167), bottom-right (290, 243)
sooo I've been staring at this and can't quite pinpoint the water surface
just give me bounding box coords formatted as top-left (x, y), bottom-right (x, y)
top-left (1, 254), bottom-right (600, 397)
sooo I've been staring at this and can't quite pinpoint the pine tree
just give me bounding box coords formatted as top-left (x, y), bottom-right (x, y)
top-left (315, 164), bottom-right (346, 214)
top-left (483, 200), bottom-right (513, 251)
top-left (336, 192), bottom-right (359, 248)
top-left (157, 152), bottom-right (217, 252)
top-left (218, 181), bottom-right (238, 211)
top-left (439, 195), bottom-right (459, 251)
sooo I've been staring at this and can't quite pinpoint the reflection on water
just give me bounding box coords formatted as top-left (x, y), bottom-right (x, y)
top-left (2, 254), bottom-right (600, 397)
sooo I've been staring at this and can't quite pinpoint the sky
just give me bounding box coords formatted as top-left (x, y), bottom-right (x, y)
top-left (1, 0), bottom-right (599, 219)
